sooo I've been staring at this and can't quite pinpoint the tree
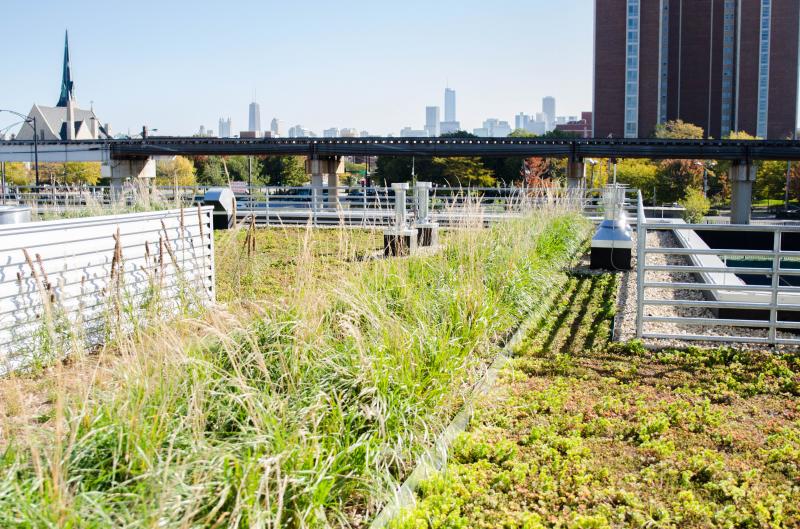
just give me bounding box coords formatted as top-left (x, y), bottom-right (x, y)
top-left (654, 120), bottom-right (704, 139)
top-left (756, 161), bottom-right (789, 202)
top-left (63, 162), bottom-right (101, 185)
top-left (652, 120), bottom-right (706, 202)
top-left (679, 187), bottom-right (711, 223)
top-left (156, 156), bottom-right (196, 187)
top-left (612, 159), bottom-right (659, 199)
top-left (37, 162), bottom-right (101, 185)
top-left (193, 156), bottom-right (227, 186)
top-left (224, 156), bottom-right (263, 183)
top-left (261, 156), bottom-right (307, 186)
top-left (2, 162), bottom-right (31, 186)
top-left (432, 157), bottom-right (495, 187)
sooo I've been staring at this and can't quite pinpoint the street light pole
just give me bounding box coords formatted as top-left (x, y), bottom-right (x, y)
top-left (0, 109), bottom-right (40, 189)
top-left (32, 115), bottom-right (39, 189)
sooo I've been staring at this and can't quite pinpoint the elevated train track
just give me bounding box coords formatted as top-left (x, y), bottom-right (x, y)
top-left (3, 137), bottom-right (800, 162)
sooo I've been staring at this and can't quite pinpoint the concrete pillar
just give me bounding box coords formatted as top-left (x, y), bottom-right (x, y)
top-left (327, 171), bottom-right (339, 207)
top-left (101, 157), bottom-right (156, 201)
top-left (567, 160), bottom-right (584, 188)
top-left (306, 156), bottom-right (343, 209)
top-left (729, 162), bottom-right (756, 225)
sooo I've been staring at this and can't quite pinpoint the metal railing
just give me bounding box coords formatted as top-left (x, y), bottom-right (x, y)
top-left (635, 191), bottom-right (800, 346)
top-left (4, 184), bottom-right (629, 226)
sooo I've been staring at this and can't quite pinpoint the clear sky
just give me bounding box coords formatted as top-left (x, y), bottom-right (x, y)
top-left (0, 0), bottom-right (594, 137)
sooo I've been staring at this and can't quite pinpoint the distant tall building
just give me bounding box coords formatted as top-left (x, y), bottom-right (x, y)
top-left (542, 97), bottom-right (556, 131)
top-left (594, 0), bottom-right (799, 139)
top-left (270, 118), bottom-right (281, 137)
top-left (474, 118), bottom-right (512, 138)
top-left (323, 127), bottom-right (339, 138)
top-left (400, 127), bottom-right (428, 137)
top-left (218, 117), bottom-right (232, 138)
top-left (444, 88), bottom-right (456, 122)
top-left (425, 106), bottom-right (441, 137)
top-left (248, 101), bottom-right (261, 133)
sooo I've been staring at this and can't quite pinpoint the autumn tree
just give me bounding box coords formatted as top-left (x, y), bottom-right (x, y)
top-left (37, 162), bottom-right (101, 185)
top-left (615, 159), bottom-right (658, 200)
top-left (156, 156), bottom-right (197, 187)
top-left (652, 120), bottom-right (706, 202)
top-left (2, 162), bottom-right (31, 186)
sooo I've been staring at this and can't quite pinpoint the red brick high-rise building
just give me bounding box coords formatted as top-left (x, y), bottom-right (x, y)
top-left (593, 0), bottom-right (799, 139)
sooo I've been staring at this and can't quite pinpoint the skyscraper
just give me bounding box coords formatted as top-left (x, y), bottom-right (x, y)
top-left (248, 101), bottom-right (261, 133)
top-left (594, 0), bottom-right (799, 139)
top-left (218, 117), bottom-right (232, 138)
top-left (270, 118), bottom-right (281, 137)
top-left (444, 88), bottom-right (456, 122)
top-left (425, 106), bottom-right (441, 137)
top-left (542, 97), bottom-right (556, 131)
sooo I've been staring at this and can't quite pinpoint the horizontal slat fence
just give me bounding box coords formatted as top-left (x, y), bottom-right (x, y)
top-left (0, 207), bottom-right (214, 371)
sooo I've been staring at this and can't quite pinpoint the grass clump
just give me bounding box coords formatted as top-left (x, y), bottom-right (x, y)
top-left (391, 273), bottom-right (800, 529)
top-left (0, 210), bottom-right (588, 527)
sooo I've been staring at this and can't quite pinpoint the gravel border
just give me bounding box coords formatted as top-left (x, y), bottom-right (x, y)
top-left (615, 229), bottom-right (800, 351)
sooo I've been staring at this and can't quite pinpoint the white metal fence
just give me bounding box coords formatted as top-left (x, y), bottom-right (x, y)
top-left (0, 207), bottom-right (215, 371)
top-left (635, 192), bottom-right (800, 346)
top-left (2, 184), bottom-right (650, 227)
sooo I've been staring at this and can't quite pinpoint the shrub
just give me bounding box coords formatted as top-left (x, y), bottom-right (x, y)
top-left (679, 187), bottom-right (711, 223)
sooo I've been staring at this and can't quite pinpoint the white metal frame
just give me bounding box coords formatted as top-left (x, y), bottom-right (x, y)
top-left (636, 191), bottom-right (800, 346)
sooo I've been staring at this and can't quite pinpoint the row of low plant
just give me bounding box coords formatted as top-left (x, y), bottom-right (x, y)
top-left (390, 272), bottom-right (800, 529)
top-left (0, 208), bottom-right (589, 527)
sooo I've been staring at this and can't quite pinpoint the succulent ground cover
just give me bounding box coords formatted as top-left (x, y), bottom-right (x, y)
top-left (0, 211), bottom-right (588, 527)
top-left (390, 273), bottom-right (800, 529)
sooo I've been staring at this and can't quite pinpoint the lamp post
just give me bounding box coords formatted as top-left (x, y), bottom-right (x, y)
top-left (0, 109), bottom-right (39, 189)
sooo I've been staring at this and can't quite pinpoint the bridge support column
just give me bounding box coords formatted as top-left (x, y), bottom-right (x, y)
top-left (567, 160), bottom-right (584, 188)
top-left (102, 158), bottom-right (156, 201)
top-left (729, 162), bottom-right (756, 225)
top-left (306, 156), bottom-right (343, 210)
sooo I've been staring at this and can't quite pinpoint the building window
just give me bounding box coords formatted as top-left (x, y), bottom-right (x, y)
top-left (720, 0), bottom-right (737, 137)
top-left (756, 0), bottom-right (771, 137)
top-left (625, 0), bottom-right (640, 138)
top-left (658, 0), bottom-right (669, 124)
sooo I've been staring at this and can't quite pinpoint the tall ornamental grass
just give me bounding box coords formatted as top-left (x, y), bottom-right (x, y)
top-left (0, 208), bottom-right (589, 528)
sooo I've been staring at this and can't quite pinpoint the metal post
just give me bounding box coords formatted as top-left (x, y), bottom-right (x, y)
top-left (786, 160), bottom-right (792, 209)
top-left (32, 116), bottom-right (39, 190)
top-left (636, 191), bottom-right (646, 339)
top-left (769, 229), bottom-right (781, 345)
top-left (248, 156), bottom-right (253, 189)
top-left (1, 161), bottom-right (5, 205)
top-left (393, 183), bottom-right (408, 228)
top-left (264, 190), bottom-right (270, 227)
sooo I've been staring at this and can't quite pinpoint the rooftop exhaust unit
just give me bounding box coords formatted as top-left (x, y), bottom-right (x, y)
top-left (590, 185), bottom-right (632, 270)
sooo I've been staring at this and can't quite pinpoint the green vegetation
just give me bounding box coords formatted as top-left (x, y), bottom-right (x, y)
top-left (214, 227), bottom-right (383, 302)
top-left (155, 155), bottom-right (197, 186)
top-left (390, 273), bottom-right (800, 529)
top-left (0, 211), bottom-right (589, 526)
top-left (679, 187), bottom-right (711, 223)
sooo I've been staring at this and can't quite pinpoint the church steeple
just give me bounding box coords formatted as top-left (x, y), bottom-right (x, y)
top-left (56, 30), bottom-right (74, 107)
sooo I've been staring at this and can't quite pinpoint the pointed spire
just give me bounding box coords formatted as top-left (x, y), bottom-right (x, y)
top-left (57, 30), bottom-right (74, 107)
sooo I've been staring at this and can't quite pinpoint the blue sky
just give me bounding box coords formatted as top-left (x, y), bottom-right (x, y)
top-left (0, 0), bottom-right (594, 136)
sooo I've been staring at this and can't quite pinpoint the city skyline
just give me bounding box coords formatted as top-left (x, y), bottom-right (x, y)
top-left (0, 0), bottom-right (595, 137)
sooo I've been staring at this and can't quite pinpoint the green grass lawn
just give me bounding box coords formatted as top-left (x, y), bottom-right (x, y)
top-left (390, 273), bottom-right (800, 529)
